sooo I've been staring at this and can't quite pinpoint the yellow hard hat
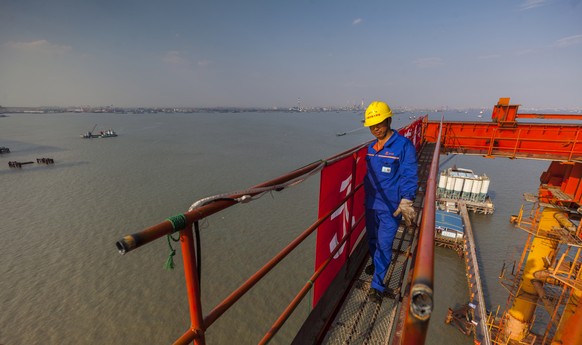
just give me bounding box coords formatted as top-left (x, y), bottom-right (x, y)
top-left (364, 101), bottom-right (393, 127)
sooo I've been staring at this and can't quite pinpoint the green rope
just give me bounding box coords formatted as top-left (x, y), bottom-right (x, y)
top-left (164, 233), bottom-right (180, 270)
top-left (163, 214), bottom-right (187, 270)
top-left (166, 214), bottom-right (187, 232)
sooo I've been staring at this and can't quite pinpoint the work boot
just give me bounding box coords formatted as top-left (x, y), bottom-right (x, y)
top-left (368, 288), bottom-right (383, 304)
top-left (365, 264), bottom-right (375, 275)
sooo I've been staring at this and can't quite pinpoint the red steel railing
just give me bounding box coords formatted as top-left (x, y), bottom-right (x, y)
top-left (399, 119), bottom-right (443, 345)
top-left (116, 120), bottom-right (436, 344)
top-left (116, 144), bottom-right (370, 344)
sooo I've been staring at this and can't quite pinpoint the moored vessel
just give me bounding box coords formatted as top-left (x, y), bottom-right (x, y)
top-left (99, 129), bottom-right (117, 138)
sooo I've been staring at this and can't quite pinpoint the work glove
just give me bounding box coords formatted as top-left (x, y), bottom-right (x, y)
top-left (393, 198), bottom-right (416, 227)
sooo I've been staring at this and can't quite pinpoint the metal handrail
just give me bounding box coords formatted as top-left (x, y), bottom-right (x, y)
top-left (173, 183), bottom-right (364, 344)
top-left (116, 119), bottom-right (429, 345)
top-left (258, 209), bottom-right (365, 344)
top-left (400, 118), bottom-right (443, 344)
top-left (116, 143), bottom-right (369, 345)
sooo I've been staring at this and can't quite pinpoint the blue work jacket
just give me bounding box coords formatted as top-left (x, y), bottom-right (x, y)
top-left (364, 130), bottom-right (418, 211)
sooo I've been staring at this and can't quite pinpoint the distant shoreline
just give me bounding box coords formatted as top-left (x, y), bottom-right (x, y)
top-left (1, 106), bottom-right (580, 115)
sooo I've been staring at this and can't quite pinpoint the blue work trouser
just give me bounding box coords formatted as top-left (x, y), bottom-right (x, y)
top-left (366, 209), bottom-right (400, 292)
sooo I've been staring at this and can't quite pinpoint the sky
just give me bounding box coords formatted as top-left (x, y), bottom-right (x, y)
top-left (0, 0), bottom-right (581, 109)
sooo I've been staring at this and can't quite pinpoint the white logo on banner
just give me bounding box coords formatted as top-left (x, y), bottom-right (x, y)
top-left (329, 174), bottom-right (353, 259)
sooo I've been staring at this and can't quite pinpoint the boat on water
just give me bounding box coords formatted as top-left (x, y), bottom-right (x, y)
top-left (114, 98), bottom-right (582, 345)
top-left (80, 129), bottom-right (117, 138)
top-left (98, 129), bottom-right (117, 138)
top-left (80, 132), bottom-right (99, 138)
top-left (81, 124), bottom-right (99, 138)
top-left (80, 124), bottom-right (117, 138)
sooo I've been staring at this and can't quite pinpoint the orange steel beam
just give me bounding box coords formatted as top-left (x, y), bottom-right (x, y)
top-left (424, 98), bottom-right (582, 162)
top-left (491, 97), bottom-right (582, 126)
top-left (400, 119), bottom-right (442, 344)
top-left (517, 113), bottom-right (582, 121)
top-left (424, 121), bottom-right (582, 162)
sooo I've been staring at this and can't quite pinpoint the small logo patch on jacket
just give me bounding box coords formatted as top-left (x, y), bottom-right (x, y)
top-left (382, 166), bottom-right (391, 173)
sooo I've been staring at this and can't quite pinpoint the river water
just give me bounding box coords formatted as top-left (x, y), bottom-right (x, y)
top-left (0, 111), bottom-right (549, 344)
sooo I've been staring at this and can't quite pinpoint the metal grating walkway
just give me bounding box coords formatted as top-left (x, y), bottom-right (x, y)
top-left (321, 143), bottom-right (436, 345)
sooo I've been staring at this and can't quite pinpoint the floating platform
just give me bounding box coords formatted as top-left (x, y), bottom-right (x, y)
top-left (8, 161), bottom-right (34, 168)
top-left (8, 158), bottom-right (54, 168)
top-left (438, 197), bottom-right (495, 215)
top-left (36, 158), bottom-right (55, 164)
top-left (437, 167), bottom-right (494, 214)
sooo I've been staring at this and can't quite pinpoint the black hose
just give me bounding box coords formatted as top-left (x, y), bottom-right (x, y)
top-left (194, 221), bottom-right (202, 288)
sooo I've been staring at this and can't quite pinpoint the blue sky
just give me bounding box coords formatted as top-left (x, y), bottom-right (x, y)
top-left (0, 0), bottom-right (581, 109)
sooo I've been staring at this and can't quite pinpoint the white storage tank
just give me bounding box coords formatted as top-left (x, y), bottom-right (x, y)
top-left (446, 176), bottom-right (455, 198)
top-left (438, 172), bottom-right (448, 197)
top-left (462, 178), bottom-right (474, 200)
top-left (471, 178), bottom-right (482, 202)
top-left (453, 176), bottom-right (464, 198)
top-left (480, 175), bottom-right (491, 201)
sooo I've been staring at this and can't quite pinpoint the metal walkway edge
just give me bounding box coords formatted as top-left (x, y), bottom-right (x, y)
top-left (321, 143), bottom-right (436, 345)
top-left (459, 202), bottom-right (491, 345)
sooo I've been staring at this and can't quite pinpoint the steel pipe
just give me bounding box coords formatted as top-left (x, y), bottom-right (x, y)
top-left (400, 119), bottom-right (442, 344)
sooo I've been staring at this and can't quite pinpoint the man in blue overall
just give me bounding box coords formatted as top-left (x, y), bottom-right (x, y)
top-left (363, 101), bottom-right (418, 303)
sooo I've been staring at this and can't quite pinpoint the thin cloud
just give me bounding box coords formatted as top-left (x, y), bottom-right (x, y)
top-left (6, 40), bottom-right (72, 54)
top-left (162, 51), bottom-right (190, 66)
top-left (515, 49), bottom-right (535, 55)
top-left (478, 54), bottom-right (502, 60)
top-left (519, 0), bottom-right (551, 10)
top-left (197, 59), bottom-right (212, 67)
top-left (352, 18), bottom-right (362, 25)
top-left (555, 34), bottom-right (582, 47)
top-left (414, 57), bottom-right (443, 68)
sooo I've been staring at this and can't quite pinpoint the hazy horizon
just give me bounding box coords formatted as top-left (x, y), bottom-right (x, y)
top-left (1, 0), bottom-right (581, 110)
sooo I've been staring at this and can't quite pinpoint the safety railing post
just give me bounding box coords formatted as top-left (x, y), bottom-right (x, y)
top-left (180, 227), bottom-right (206, 345)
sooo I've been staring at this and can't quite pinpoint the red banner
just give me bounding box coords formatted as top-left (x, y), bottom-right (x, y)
top-left (313, 147), bottom-right (367, 307)
top-left (398, 116), bottom-right (425, 151)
